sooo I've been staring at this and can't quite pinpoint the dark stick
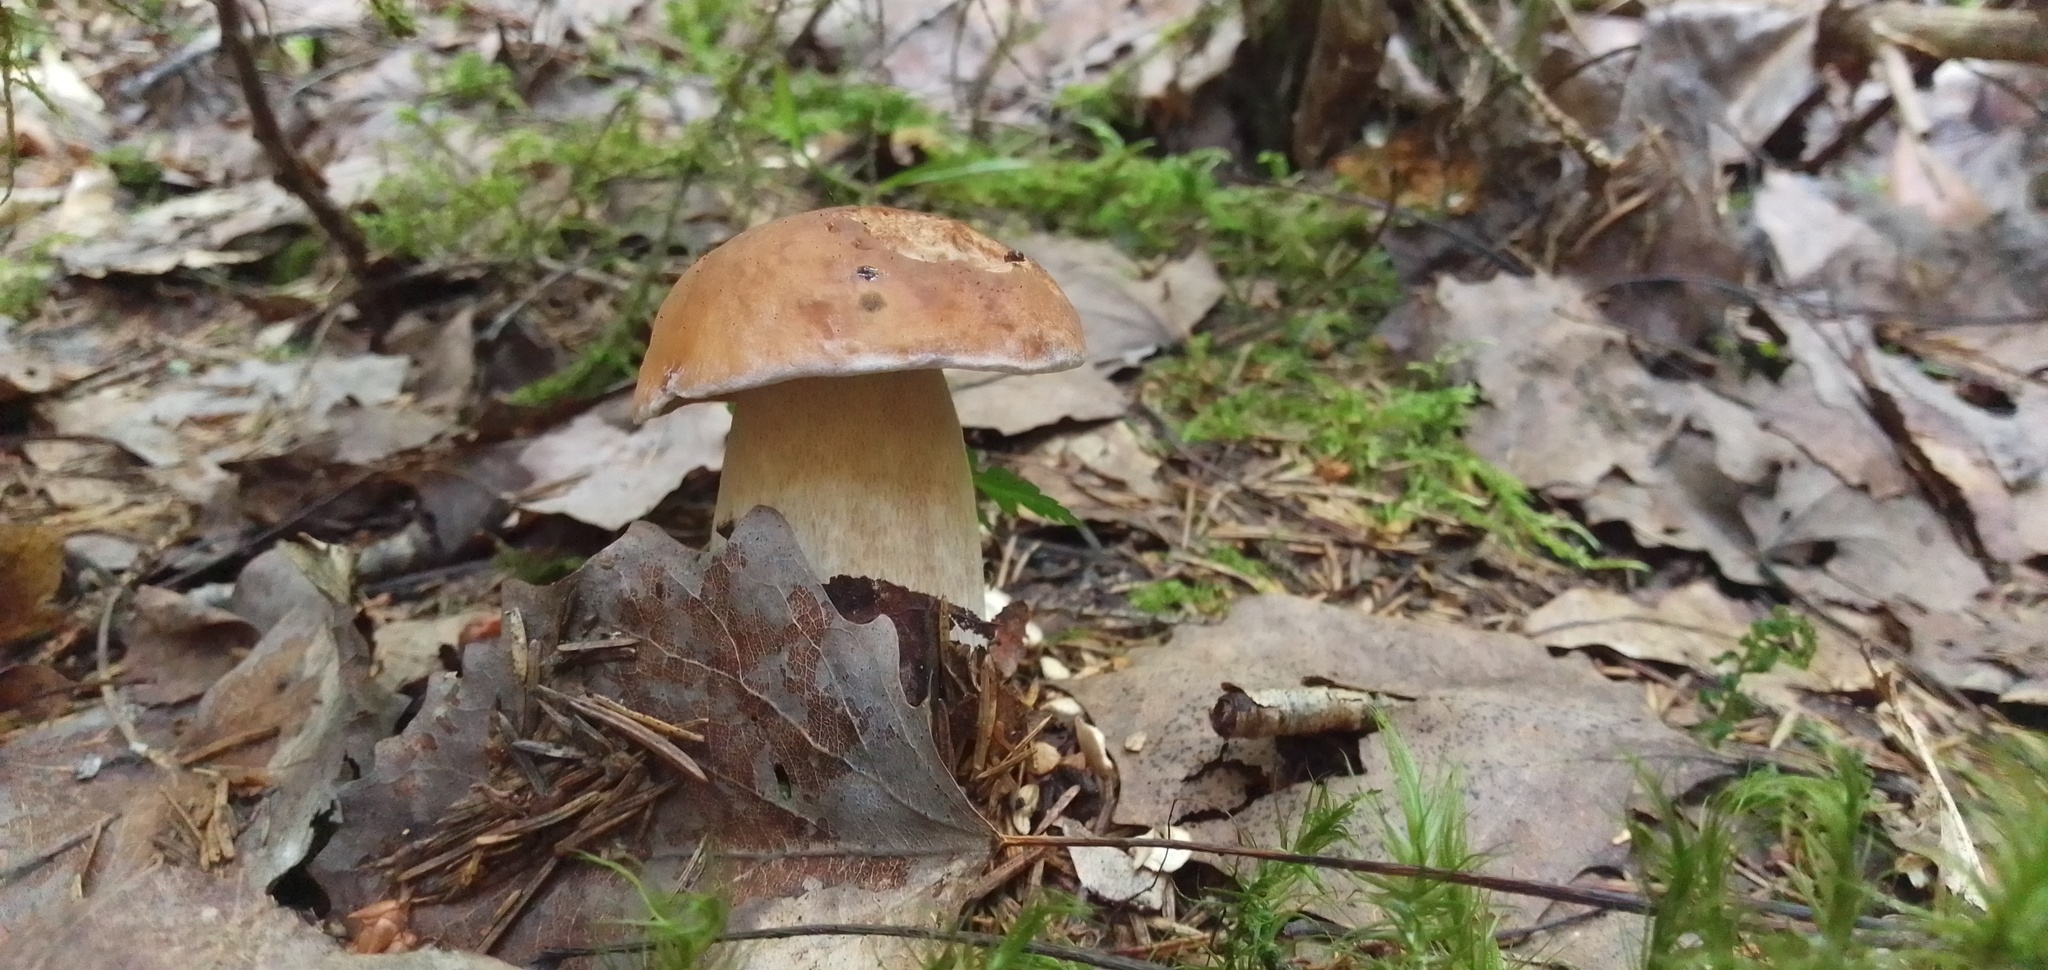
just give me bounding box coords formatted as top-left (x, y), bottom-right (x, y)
top-left (526, 922), bottom-right (1171, 970)
top-left (212, 0), bottom-right (377, 287)
top-left (1004, 834), bottom-right (1901, 931)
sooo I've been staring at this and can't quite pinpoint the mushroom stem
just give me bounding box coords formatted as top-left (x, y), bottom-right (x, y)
top-left (715, 369), bottom-right (984, 610)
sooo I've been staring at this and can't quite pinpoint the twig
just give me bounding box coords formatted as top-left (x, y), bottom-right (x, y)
top-left (211, 0), bottom-right (377, 288)
top-left (97, 579), bottom-right (180, 772)
top-left (1427, 0), bottom-right (1618, 171)
top-left (1002, 834), bottom-right (1901, 931)
top-left (527, 921), bottom-right (1171, 970)
top-left (0, 815), bottom-right (114, 886)
top-left (177, 724), bottom-right (281, 767)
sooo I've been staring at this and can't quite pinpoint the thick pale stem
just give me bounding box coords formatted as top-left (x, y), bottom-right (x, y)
top-left (715, 370), bottom-right (984, 610)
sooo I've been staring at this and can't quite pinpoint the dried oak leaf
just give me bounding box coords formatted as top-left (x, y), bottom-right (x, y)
top-left (1068, 595), bottom-right (1729, 955)
top-left (313, 510), bottom-right (992, 969)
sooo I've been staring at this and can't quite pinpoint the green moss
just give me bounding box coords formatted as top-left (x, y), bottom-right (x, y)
top-left (1128, 578), bottom-right (1232, 617)
top-left (1148, 337), bottom-right (1634, 570)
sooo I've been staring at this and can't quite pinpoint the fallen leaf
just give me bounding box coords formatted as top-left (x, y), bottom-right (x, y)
top-left (1057, 820), bottom-right (1169, 909)
top-left (0, 317), bottom-right (122, 403)
top-left (1012, 420), bottom-right (1166, 528)
top-left (510, 396), bottom-right (730, 530)
top-left (62, 533), bottom-right (143, 574)
top-left (1898, 601), bottom-right (2048, 706)
top-left (950, 236), bottom-right (1222, 435)
top-left (0, 663), bottom-right (75, 723)
top-left (1389, 272), bottom-right (1990, 611)
top-left (41, 352), bottom-right (414, 469)
top-left (179, 544), bottom-right (404, 889)
top-left (370, 612), bottom-right (491, 695)
top-left (54, 155), bottom-right (389, 278)
top-left (311, 405), bottom-right (457, 466)
top-left (1526, 582), bottom-right (1874, 704)
top-left (950, 365), bottom-right (1129, 436)
top-left (1745, 453), bottom-right (1987, 613)
top-left (117, 585), bottom-right (262, 706)
top-left (1750, 170), bottom-right (1888, 286)
top-left (1858, 347), bottom-right (2048, 563)
top-left (0, 705), bottom-right (180, 936)
top-left (1067, 595), bottom-right (1727, 932)
top-left (1613, 0), bottom-right (1818, 171)
top-left (1752, 308), bottom-right (1915, 500)
top-left (0, 524), bottom-right (67, 646)
top-left (0, 864), bottom-right (518, 970)
top-left (313, 510), bottom-right (993, 967)
top-left (803, 0), bottom-right (1227, 122)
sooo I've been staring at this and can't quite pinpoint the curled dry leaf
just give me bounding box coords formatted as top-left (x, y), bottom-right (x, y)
top-left (175, 544), bottom-right (404, 889)
top-left (313, 510), bottom-right (993, 969)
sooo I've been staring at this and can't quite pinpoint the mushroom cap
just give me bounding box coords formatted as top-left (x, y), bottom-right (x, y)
top-left (633, 205), bottom-right (1086, 421)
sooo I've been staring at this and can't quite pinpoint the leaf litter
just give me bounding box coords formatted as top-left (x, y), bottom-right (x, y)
top-left (8, 0), bottom-right (2048, 965)
top-left (1065, 595), bottom-right (1728, 886)
top-left (312, 510), bottom-right (999, 968)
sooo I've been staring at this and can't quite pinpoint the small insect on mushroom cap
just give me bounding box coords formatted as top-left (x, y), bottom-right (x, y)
top-left (633, 206), bottom-right (1087, 423)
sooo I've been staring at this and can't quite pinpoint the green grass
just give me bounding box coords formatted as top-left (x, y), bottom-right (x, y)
top-left (584, 854), bottom-right (729, 970)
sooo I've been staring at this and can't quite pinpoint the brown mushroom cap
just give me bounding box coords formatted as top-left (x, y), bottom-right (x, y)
top-left (633, 205), bottom-right (1086, 422)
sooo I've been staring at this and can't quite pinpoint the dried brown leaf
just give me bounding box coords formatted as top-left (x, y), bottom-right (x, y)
top-left (0, 663), bottom-right (75, 723)
top-left (313, 510), bottom-right (992, 968)
top-left (0, 864), bottom-right (518, 970)
top-left (118, 586), bottom-right (260, 706)
top-left (1068, 595), bottom-right (1727, 933)
top-left (181, 545), bottom-right (403, 888)
top-left (0, 524), bottom-right (67, 646)
top-left (1526, 581), bottom-right (1874, 704)
top-left (509, 396), bottom-right (730, 530)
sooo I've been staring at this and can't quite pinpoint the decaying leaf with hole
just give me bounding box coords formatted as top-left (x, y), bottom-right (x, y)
top-left (312, 510), bottom-right (993, 968)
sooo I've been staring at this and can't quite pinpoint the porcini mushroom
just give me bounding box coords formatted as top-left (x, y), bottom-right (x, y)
top-left (633, 206), bottom-right (1085, 610)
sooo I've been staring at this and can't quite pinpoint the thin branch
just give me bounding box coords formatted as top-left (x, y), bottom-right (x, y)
top-left (527, 921), bottom-right (1171, 970)
top-left (212, 0), bottom-right (376, 285)
top-left (1003, 834), bottom-right (1903, 931)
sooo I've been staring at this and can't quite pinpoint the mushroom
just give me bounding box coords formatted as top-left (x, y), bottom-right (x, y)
top-left (633, 206), bottom-right (1085, 609)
